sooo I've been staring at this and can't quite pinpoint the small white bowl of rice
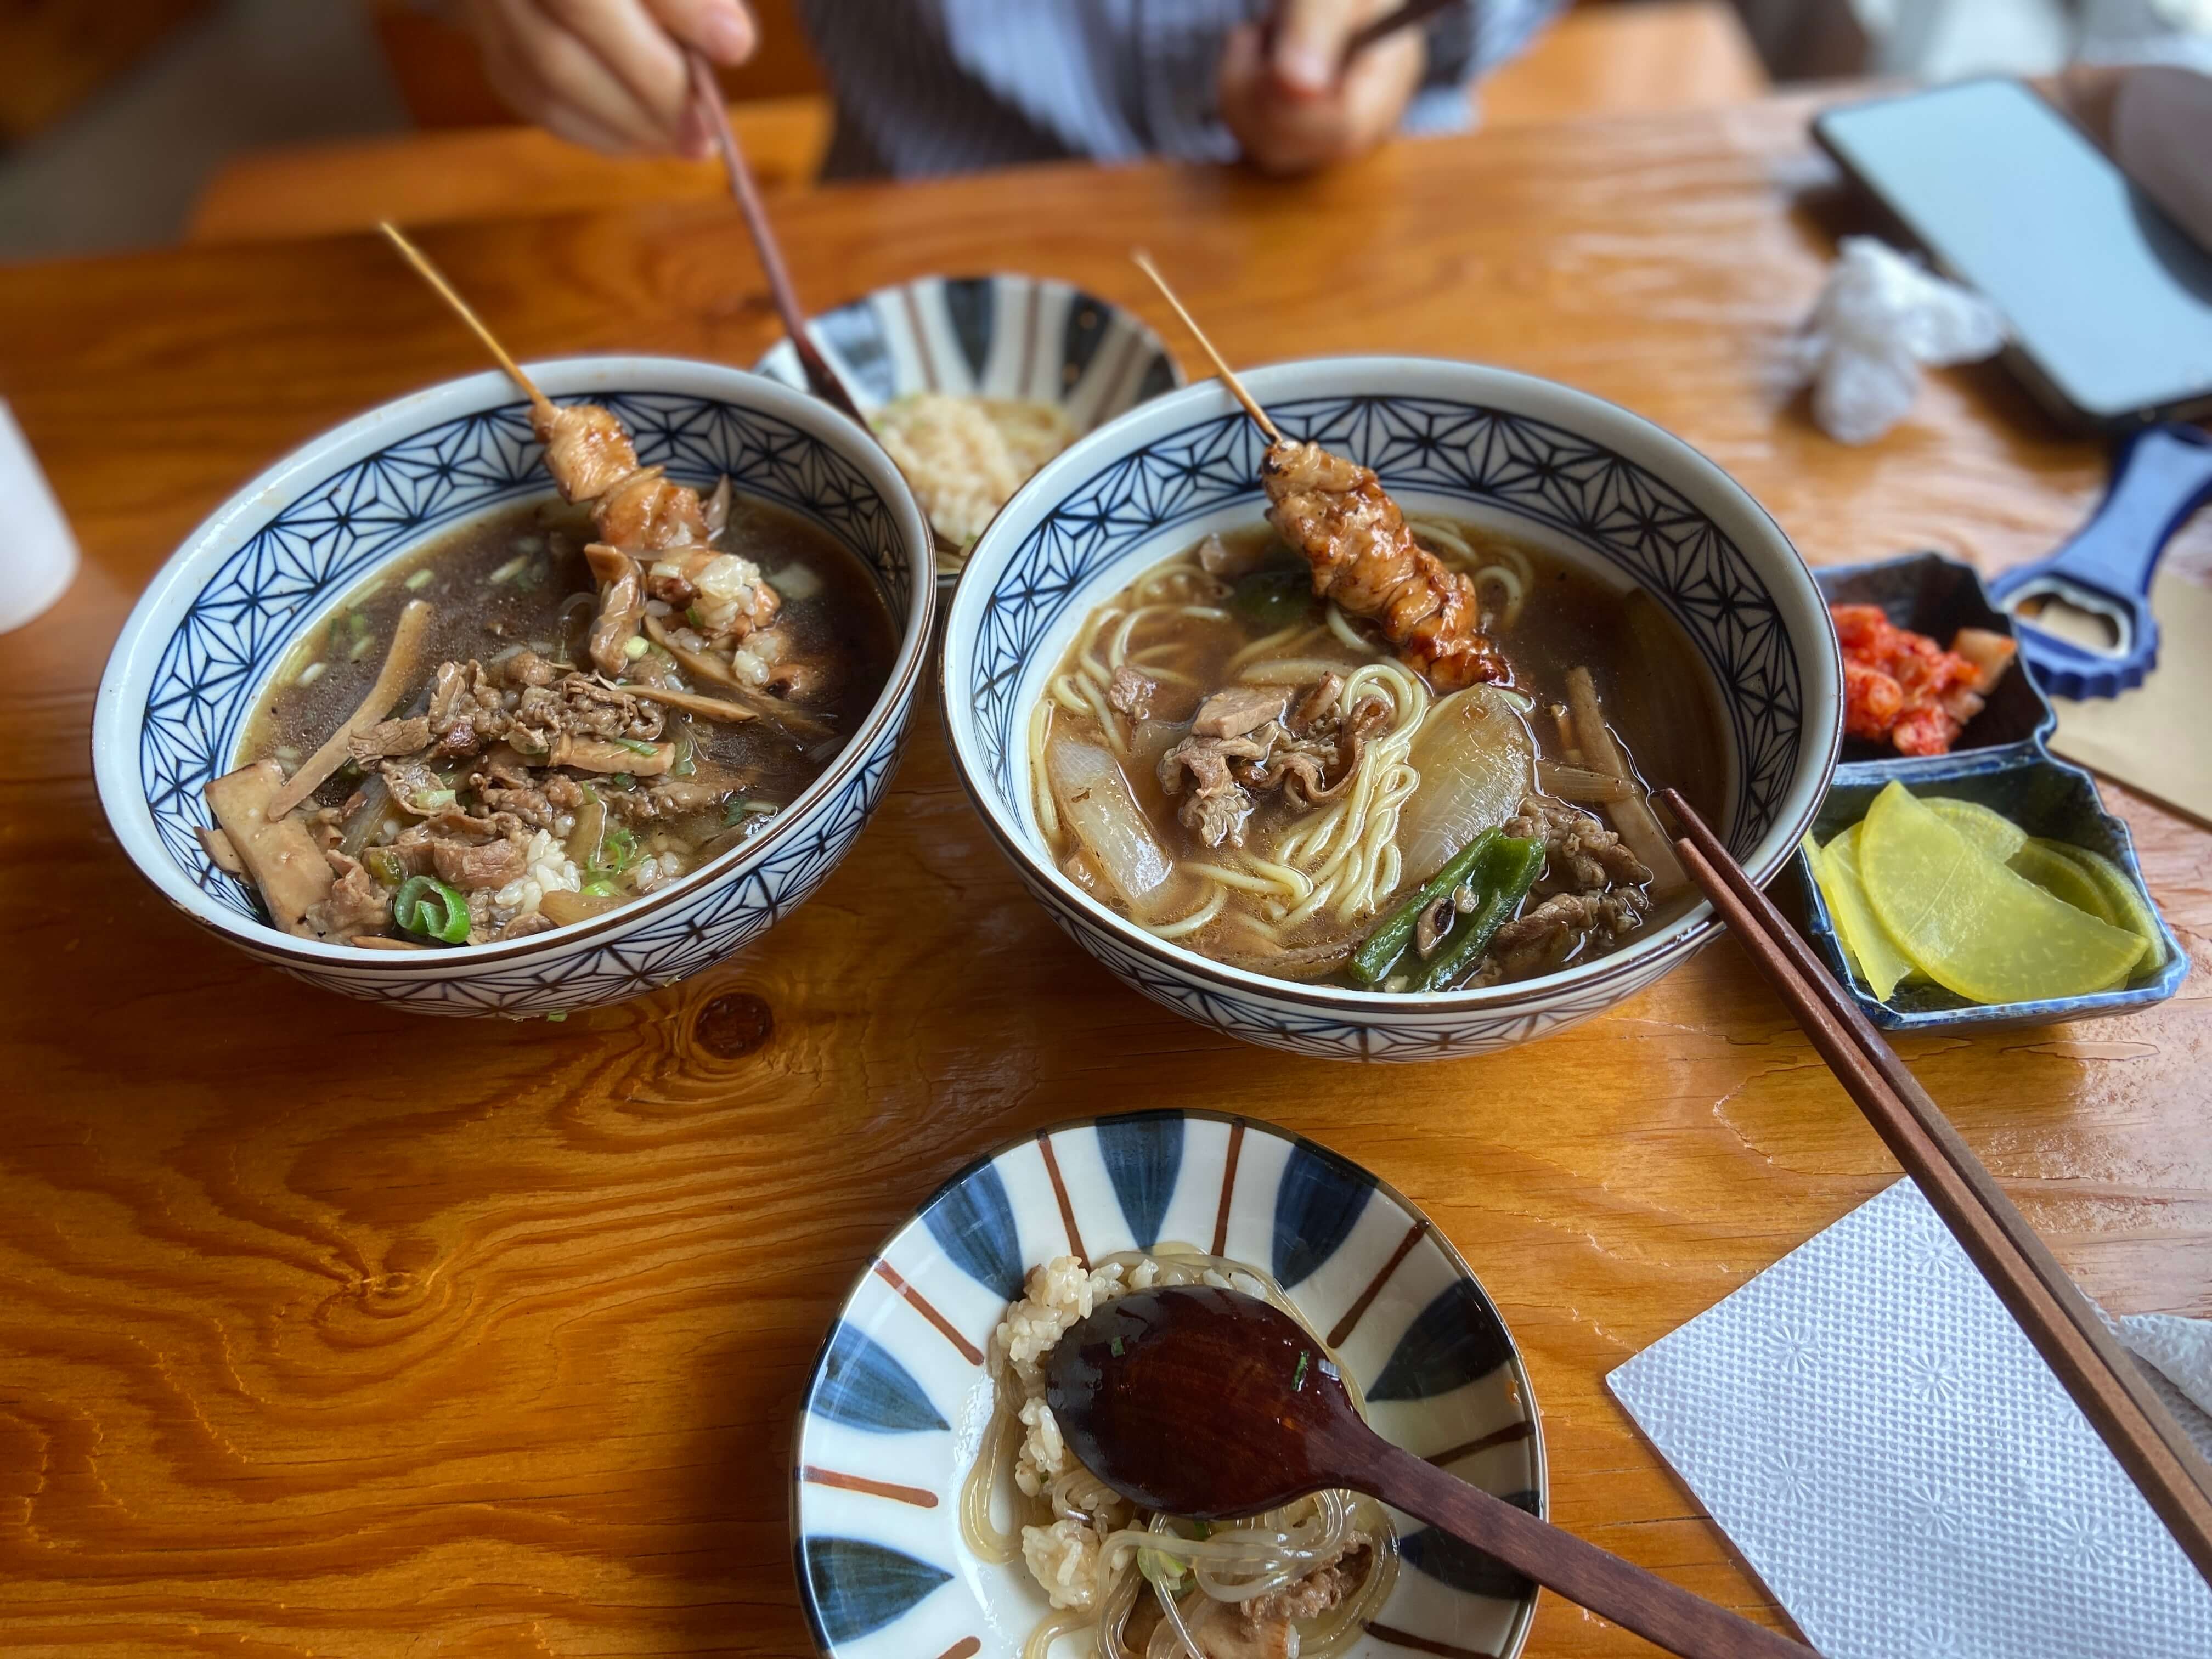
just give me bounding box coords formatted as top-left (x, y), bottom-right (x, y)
top-left (755, 273), bottom-right (1184, 580)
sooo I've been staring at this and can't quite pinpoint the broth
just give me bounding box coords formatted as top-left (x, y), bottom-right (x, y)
top-left (1032, 518), bottom-right (1726, 991)
top-left (216, 490), bottom-right (895, 949)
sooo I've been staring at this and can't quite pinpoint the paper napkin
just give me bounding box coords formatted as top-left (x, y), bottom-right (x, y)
top-left (1609, 1180), bottom-right (2212, 1658)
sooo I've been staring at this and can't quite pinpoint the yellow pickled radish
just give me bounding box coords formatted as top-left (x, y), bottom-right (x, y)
top-left (2005, 838), bottom-right (2116, 925)
top-left (1859, 781), bottom-right (2147, 1003)
top-left (1927, 797), bottom-right (2029, 861)
top-left (2035, 839), bottom-right (2166, 970)
top-left (1808, 827), bottom-right (1914, 1000)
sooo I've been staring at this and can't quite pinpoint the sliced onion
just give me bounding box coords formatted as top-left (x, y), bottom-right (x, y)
top-left (1045, 734), bottom-right (1173, 916)
top-left (1396, 685), bottom-right (1536, 885)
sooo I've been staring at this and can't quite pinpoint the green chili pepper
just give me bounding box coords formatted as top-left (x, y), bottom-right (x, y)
top-left (392, 875), bottom-right (471, 944)
top-left (1415, 835), bottom-right (1545, 992)
top-left (1349, 830), bottom-right (1501, 985)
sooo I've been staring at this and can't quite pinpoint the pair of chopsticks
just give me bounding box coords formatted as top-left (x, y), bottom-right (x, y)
top-left (1660, 789), bottom-right (2212, 1587)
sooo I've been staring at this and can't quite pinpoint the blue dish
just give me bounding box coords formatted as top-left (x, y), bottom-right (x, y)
top-left (1798, 555), bottom-right (2186, 1030)
top-left (790, 1110), bottom-right (1545, 1659)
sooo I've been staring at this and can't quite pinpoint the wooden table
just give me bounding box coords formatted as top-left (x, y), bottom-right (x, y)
top-left (2, 92), bottom-right (2206, 1657)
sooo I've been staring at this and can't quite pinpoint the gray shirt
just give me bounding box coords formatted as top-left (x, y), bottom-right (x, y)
top-left (792, 0), bottom-right (1564, 176)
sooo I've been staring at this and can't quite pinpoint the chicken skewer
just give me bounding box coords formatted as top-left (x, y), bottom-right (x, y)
top-left (1132, 251), bottom-right (1509, 690)
top-left (377, 222), bottom-right (782, 680)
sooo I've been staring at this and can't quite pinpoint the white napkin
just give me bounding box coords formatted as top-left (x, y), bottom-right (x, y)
top-left (1787, 238), bottom-right (2007, 444)
top-left (1608, 1180), bottom-right (2212, 1658)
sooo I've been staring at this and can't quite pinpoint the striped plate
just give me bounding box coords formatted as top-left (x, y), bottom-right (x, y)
top-left (754, 273), bottom-right (1184, 579)
top-left (790, 1111), bottom-right (1545, 1659)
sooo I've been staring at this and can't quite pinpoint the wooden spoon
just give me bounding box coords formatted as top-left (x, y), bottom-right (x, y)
top-left (1046, 1285), bottom-right (1815, 1659)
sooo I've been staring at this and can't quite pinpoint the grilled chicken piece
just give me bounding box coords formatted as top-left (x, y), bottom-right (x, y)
top-left (1261, 438), bottom-right (1508, 689)
top-left (532, 402), bottom-right (640, 504)
top-left (594, 466), bottom-right (708, 552)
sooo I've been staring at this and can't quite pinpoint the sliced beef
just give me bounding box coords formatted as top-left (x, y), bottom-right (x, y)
top-left (1243, 1542), bottom-right (1373, 1624)
top-left (1504, 794), bottom-right (1652, 891)
top-left (1107, 665), bottom-right (1157, 719)
top-left (431, 834), bottom-right (529, 891)
top-left (347, 716), bottom-right (431, 766)
top-left (490, 911), bottom-right (556, 942)
top-left (427, 660), bottom-right (510, 756)
top-left (306, 851), bottom-right (391, 938)
top-left (1191, 685), bottom-right (1286, 738)
top-left (585, 543), bottom-right (646, 676)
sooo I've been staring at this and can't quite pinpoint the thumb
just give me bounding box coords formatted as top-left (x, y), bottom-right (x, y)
top-left (1271, 0), bottom-right (1358, 95)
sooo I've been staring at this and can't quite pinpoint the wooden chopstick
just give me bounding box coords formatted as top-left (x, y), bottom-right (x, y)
top-left (684, 50), bottom-right (867, 430)
top-left (1657, 788), bottom-right (2212, 1587)
top-left (1342, 0), bottom-right (1459, 65)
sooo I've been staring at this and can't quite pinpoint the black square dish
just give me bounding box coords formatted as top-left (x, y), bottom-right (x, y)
top-left (1817, 552), bottom-right (2055, 770)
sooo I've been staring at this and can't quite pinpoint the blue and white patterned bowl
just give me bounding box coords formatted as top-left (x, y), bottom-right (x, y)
top-left (92, 357), bottom-right (935, 1017)
top-left (754, 273), bottom-right (1183, 580)
top-left (792, 1110), bottom-right (1545, 1659)
top-left (940, 357), bottom-right (1844, 1061)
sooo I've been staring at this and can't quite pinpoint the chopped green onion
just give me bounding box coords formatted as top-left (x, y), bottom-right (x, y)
top-left (488, 553), bottom-right (530, 584)
top-left (1293, 1350), bottom-right (1310, 1390)
top-left (393, 875), bottom-right (471, 943)
top-left (349, 633), bottom-right (377, 661)
top-left (580, 879), bottom-right (617, 898)
top-left (545, 1011), bottom-right (567, 1022)
top-left (612, 736), bottom-right (659, 756)
top-left (363, 847), bottom-right (406, 885)
top-left (1135, 1547), bottom-right (1189, 1593)
top-left (610, 772), bottom-right (634, 790)
top-left (415, 787), bottom-right (456, 811)
top-left (1109, 1336), bottom-right (1125, 1358)
top-left (404, 568), bottom-right (434, 591)
top-left (623, 634), bottom-right (650, 661)
top-left (685, 605), bottom-right (706, 630)
top-left (296, 661), bottom-right (326, 687)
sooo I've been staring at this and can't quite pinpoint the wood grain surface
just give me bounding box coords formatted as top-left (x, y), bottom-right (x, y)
top-left (1, 92), bottom-right (2207, 1657)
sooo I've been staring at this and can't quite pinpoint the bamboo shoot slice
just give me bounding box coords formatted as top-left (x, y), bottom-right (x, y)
top-left (1926, 797), bottom-right (2028, 862)
top-left (1808, 827), bottom-right (1914, 1001)
top-left (1859, 782), bottom-right (2146, 1003)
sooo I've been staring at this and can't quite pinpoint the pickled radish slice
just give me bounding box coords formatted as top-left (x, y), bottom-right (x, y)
top-left (1808, 827), bottom-right (1914, 1000)
top-left (1860, 782), bottom-right (2146, 1003)
top-left (2033, 840), bottom-right (2166, 973)
top-left (1926, 797), bottom-right (2028, 862)
top-left (2005, 838), bottom-right (2115, 926)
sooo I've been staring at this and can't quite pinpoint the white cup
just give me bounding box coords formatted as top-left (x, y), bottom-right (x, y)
top-left (0, 400), bottom-right (78, 634)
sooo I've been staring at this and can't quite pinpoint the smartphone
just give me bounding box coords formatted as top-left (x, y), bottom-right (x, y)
top-left (1813, 78), bottom-right (2212, 431)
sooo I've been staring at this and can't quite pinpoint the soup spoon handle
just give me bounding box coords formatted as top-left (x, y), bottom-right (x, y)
top-left (1350, 1436), bottom-right (1813, 1658)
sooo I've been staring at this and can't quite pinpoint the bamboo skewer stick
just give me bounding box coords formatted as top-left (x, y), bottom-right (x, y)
top-left (378, 221), bottom-right (550, 417)
top-left (1132, 250), bottom-right (1282, 442)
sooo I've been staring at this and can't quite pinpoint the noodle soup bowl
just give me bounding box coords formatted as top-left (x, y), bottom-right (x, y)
top-left (793, 1111), bottom-right (1546, 1659)
top-left (941, 357), bottom-right (1842, 1060)
top-left (94, 357), bottom-right (934, 1016)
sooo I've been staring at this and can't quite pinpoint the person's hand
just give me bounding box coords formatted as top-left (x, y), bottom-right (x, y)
top-left (1217, 0), bottom-right (1427, 175)
top-left (457, 0), bottom-right (757, 157)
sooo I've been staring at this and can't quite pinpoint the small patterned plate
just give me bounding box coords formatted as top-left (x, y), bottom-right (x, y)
top-left (791, 1111), bottom-right (1545, 1659)
top-left (754, 273), bottom-right (1184, 581)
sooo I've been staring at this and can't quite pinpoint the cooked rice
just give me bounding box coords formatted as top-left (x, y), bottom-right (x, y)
top-left (990, 1251), bottom-right (1272, 1610)
top-left (873, 393), bottom-right (1074, 569)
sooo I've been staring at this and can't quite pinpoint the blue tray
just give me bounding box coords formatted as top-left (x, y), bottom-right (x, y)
top-left (1796, 554), bottom-right (2188, 1030)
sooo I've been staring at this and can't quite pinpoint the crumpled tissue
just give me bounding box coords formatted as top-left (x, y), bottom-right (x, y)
top-left (1609, 1179), bottom-right (2212, 1659)
top-left (1788, 237), bottom-right (2007, 444)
